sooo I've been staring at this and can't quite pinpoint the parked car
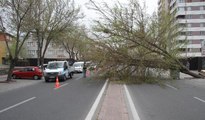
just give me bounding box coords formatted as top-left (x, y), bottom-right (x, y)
top-left (73, 62), bottom-right (84, 73)
top-left (44, 61), bottom-right (74, 82)
top-left (12, 66), bottom-right (43, 80)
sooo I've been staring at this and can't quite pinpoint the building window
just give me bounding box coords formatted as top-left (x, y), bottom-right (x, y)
top-left (179, 48), bottom-right (186, 52)
top-left (27, 42), bottom-right (35, 47)
top-left (190, 48), bottom-right (201, 52)
top-left (48, 50), bottom-right (54, 55)
top-left (200, 14), bottom-right (204, 19)
top-left (200, 23), bottom-right (204, 27)
top-left (200, 31), bottom-right (205, 35)
top-left (178, 7), bottom-right (185, 11)
top-left (186, 15), bottom-right (192, 19)
top-left (187, 31), bottom-right (192, 36)
top-left (187, 23), bottom-right (192, 27)
top-left (187, 7), bottom-right (192, 11)
top-left (179, 0), bottom-right (185, 3)
top-left (179, 23), bottom-right (186, 27)
top-left (28, 50), bottom-right (36, 55)
top-left (201, 39), bottom-right (205, 46)
top-left (200, 6), bottom-right (204, 10)
top-left (180, 32), bottom-right (186, 35)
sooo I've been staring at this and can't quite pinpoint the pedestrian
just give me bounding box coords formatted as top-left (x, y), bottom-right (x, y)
top-left (83, 63), bottom-right (87, 78)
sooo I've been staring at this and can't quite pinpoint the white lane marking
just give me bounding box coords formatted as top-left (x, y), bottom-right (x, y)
top-left (85, 79), bottom-right (108, 120)
top-left (194, 97), bottom-right (205, 103)
top-left (124, 85), bottom-right (141, 120)
top-left (54, 83), bottom-right (69, 90)
top-left (0, 97), bottom-right (36, 114)
top-left (164, 83), bottom-right (178, 90)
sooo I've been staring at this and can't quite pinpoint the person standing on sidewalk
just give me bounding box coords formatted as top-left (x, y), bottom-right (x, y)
top-left (83, 62), bottom-right (87, 78)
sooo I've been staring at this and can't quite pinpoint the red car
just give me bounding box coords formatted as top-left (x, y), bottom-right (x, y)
top-left (12, 66), bottom-right (43, 80)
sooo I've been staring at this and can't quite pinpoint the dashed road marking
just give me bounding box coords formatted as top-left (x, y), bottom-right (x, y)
top-left (164, 83), bottom-right (178, 90)
top-left (54, 83), bottom-right (69, 90)
top-left (0, 97), bottom-right (36, 114)
top-left (194, 97), bottom-right (205, 103)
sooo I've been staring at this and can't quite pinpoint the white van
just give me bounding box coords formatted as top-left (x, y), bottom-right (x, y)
top-left (73, 62), bottom-right (84, 73)
top-left (44, 61), bottom-right (74, 82)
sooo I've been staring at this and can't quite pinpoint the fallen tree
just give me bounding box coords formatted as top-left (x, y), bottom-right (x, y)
top-left (86, 0), bottom-right (204, 81)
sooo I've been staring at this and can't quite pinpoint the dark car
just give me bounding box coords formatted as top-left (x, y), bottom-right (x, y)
top-left (12, 66), bottom-right (43, 80)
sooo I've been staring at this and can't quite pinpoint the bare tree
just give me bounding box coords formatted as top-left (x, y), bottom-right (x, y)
top-left (30, 0), bottom-right (82, 68)
top-left (0, 0), bottom-right (34, 82)
top-left (87, 0), bottom-right (203, 82)
top-left (56, 25), bottom-right (89, 61)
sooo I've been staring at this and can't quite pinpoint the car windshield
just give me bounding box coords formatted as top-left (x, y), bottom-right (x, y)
top-left (47, 62), bottom-right (63, 69)
top-left (73, 63), bottom-right (83, 67)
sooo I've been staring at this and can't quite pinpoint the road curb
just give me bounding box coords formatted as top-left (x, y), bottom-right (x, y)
top-left (124, 84), bottom-right (141, 120)
top-left (85, 79), bottom-right (109, 120)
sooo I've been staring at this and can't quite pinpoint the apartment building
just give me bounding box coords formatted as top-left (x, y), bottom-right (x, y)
top-left (25, 35), bottom-right (71, 65)
top-left (158, 0), bottom-right (205, 70)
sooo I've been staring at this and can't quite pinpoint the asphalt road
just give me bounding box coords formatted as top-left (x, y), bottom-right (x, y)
top-left (0, 74), bottom-right (105, 120)
top-left (127, 79), bottom-right (205, 120)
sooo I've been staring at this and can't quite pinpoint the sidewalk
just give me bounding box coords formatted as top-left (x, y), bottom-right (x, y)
top-left (0, 75), bottom-right (8, 82)
top-left (97, 83), bottom-right (129, 120)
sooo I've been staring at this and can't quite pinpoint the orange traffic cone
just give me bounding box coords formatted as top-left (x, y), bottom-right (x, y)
top-left (55, 76), bottom-right (60, 88)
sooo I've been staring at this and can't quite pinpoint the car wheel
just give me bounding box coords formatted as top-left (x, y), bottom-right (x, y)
top-left (12, 74), bottom-right (16, 79)
top-left (63, 75), bottom-right (66, 81)
top-left (33, 75), bottom-right (39, 80)
top-left (45, 79), bottom-right (49, 82)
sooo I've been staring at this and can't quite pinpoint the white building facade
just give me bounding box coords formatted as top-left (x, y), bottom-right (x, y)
top-left (158, 0), bottom-right (205, 70)
top-left (25, 34), bottom-right (71, 65)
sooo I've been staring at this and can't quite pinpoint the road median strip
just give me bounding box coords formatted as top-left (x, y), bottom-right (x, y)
top-left (85, 79), bottom-right (108, 120)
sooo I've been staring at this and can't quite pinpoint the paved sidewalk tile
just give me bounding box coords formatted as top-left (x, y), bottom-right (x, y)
top-left (98, 83), bottom-right (129, 120)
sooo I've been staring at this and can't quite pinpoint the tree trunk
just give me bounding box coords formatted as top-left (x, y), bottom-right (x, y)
top-left (39, 56), bottom-right (44, 71)
top-left (6, 58), bottom-right (16, 82)
top-left (180, 67), bottom-right (204, 78)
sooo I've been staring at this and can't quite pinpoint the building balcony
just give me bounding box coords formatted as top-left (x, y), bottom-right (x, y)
top-left (177, 19), bottom-right (205, 23)
top-left (178, 35), bottom-right (205, 40)
top-left (180, 44), bottom-right (202, 48)
top-left (181, 27), bottom-right (205, 32)
top-left (178, 2), bottom-right (205, 7)
top-left (180, 52), bottom-right (202, 57)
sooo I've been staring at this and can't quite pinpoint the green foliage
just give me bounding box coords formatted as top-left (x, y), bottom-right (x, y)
top-left (54, 24), bottom-right (90, 60)
top-left (87, 0), bottom-right (195, 83)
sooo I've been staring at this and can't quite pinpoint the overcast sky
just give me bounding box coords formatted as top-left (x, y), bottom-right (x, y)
top-left (75, 0), bottom-right (158, 27)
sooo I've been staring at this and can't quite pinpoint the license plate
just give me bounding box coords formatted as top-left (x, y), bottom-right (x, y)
top-left (49, 76), bottom-right (55, 78)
